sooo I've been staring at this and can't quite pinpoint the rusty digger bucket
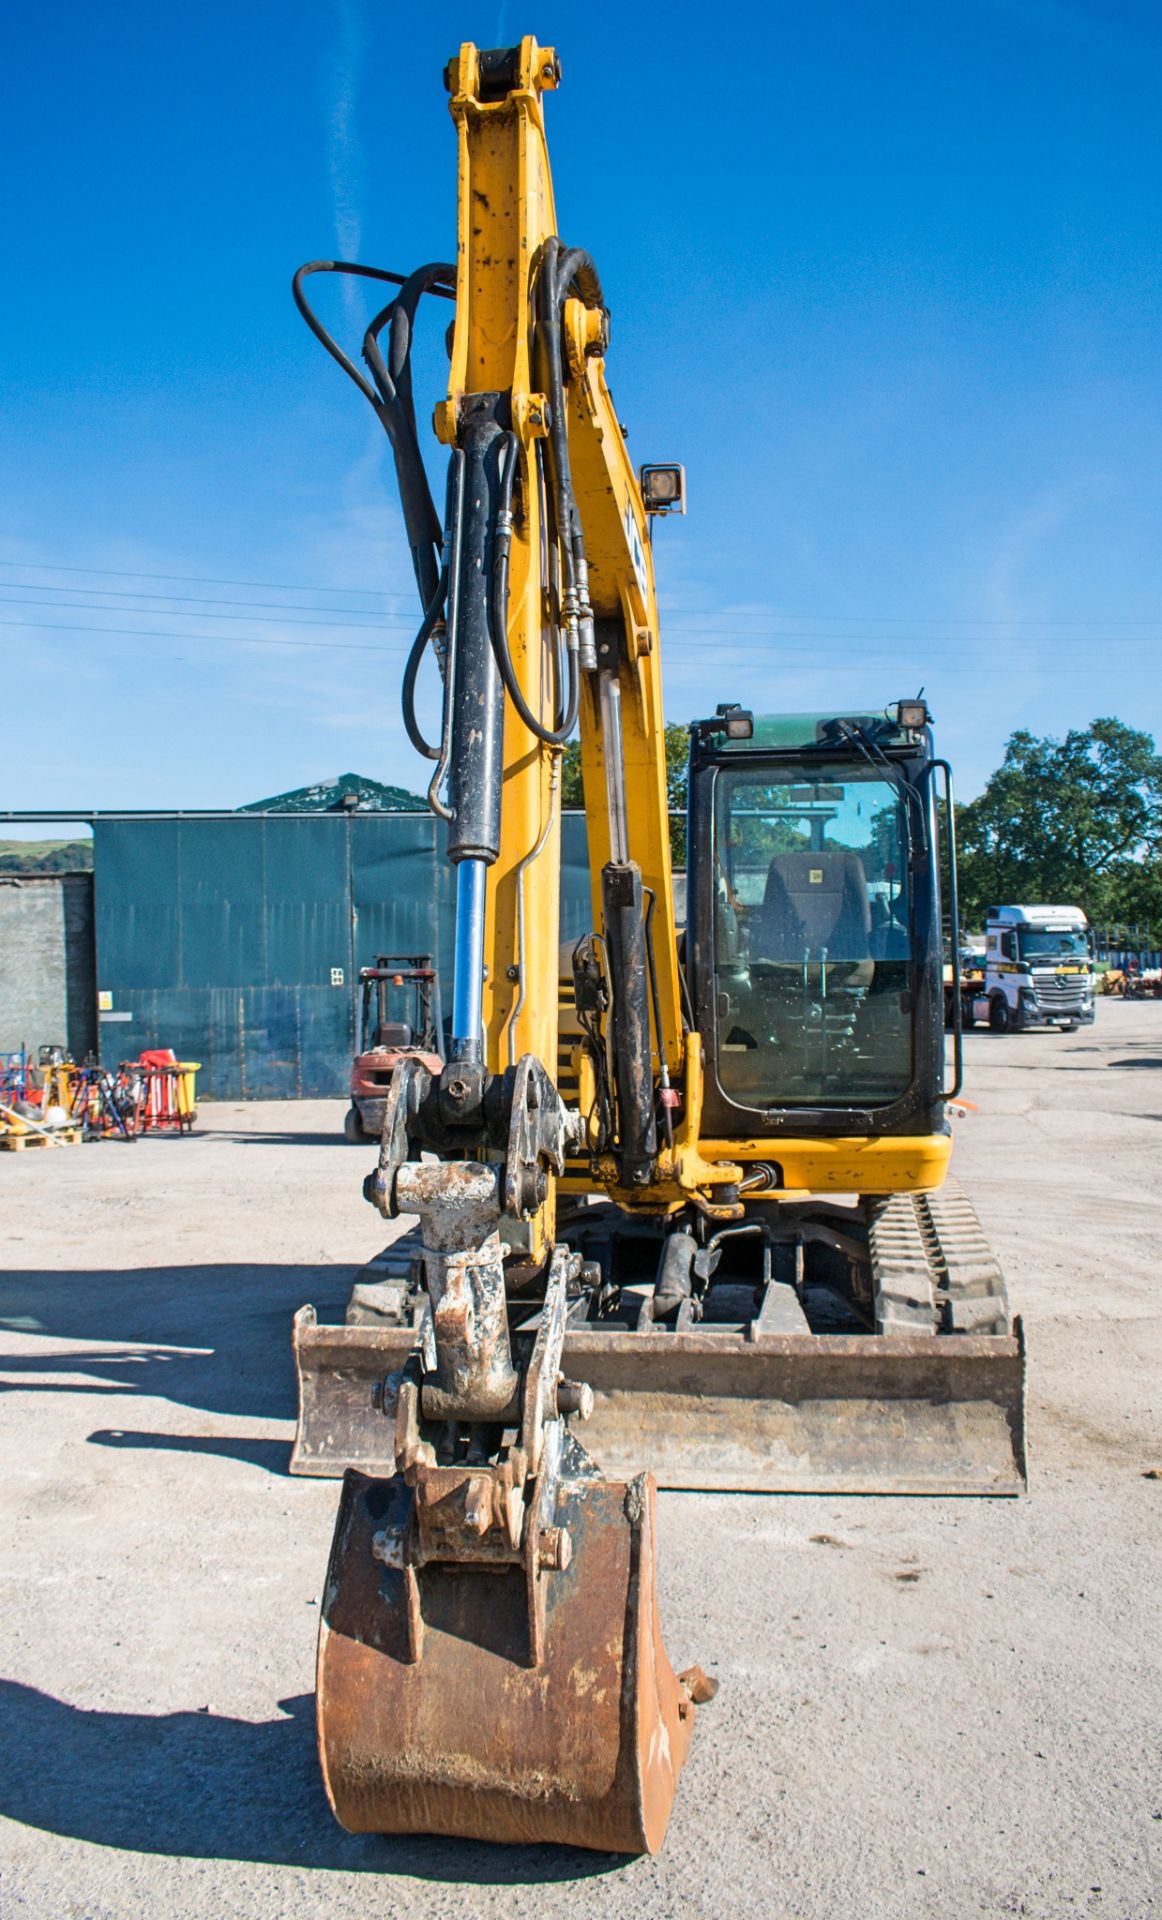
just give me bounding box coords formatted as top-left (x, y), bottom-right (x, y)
top-left (317, 1463), bottom-right (708, 1853)
top-left (312, 1185), bottom-right (712, 1857)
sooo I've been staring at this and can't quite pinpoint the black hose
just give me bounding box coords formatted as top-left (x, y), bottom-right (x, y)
top-left (535, 242), bottom-right (577, 603)
top-left (292, 258), bottom-right (454, 610)
top-left (534, 238), bottom-right (606, 624)
top-left (642, 887), bottom-right (674, 1149)
top-left (554, 246), bottom-right (605, 317)
top-left (362, 263), bottom-right (454, 611)
top-left (295, 247), bottom-right (602, 760)
top-left (401, 572), bottom-right (450, 761)
top-left (292, 260), bottom-right (413, 405)
top-left (489, 434), bottom-right (579, 746)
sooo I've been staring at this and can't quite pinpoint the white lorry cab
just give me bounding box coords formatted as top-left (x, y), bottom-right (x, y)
top-left (973, 904), bottom-right (1095, 1033)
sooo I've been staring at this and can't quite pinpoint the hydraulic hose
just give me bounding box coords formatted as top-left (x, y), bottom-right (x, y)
top-left (534, 238), bottom-right (606, 668)
top-left (489, 434), bottom-right (578, 746)
top-left (361, 263), bottom-right (454, 611)
top-left (292, 258), bottom-right (454, 611)
top-left (427, 448), bottom-right (467, 826)
top-left (400, 570), bottom-right (450, 761)
top-left (295, 248), bottom-right (599, 772)
top-left (536, 242), bottom-right (577, 599)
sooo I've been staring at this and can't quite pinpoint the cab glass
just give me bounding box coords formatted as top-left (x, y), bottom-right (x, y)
top-left (711, 766), bottom-right (914, 1107)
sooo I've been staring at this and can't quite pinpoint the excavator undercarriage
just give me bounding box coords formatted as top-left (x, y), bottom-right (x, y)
top-left (294, 1183), bottom-right (1025, 1498)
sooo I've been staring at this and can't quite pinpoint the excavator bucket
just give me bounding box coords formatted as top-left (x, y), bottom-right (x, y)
top-left (292, 1307), bottom-right (1027, 1498)
top-left (317, 1465), bottom-right (705, 1854)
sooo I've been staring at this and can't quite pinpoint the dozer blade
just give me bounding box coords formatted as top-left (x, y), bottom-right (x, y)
top-left (317, 1465), bottom-right (703, 1854)
top-left (561, 1321), bottom-right (1027, 1495)
top-left (292, 1307), bottom-right (1027, 1497)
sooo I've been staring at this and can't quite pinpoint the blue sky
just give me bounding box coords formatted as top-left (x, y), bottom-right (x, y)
top-left (3, 1), bottom-right (1160, 832)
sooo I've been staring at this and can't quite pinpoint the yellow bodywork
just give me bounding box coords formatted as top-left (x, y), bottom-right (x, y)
top-left (441, 36), bottom-right (948, 1226)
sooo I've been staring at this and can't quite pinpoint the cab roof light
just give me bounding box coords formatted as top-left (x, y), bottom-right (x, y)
top-left (693, 703), bottom-right (754, 742)
top-left (640, 463), bottom-right (686, 515)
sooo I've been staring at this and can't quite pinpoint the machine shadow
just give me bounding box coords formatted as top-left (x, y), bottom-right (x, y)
top-left (0, 1263), bottom-right (358, 1424)
top-left (214, 1132), bottom-right (366, 1148)
top-left (0, 1681), bottom-right (627, 1883)
top-left (86, 1428), bottom-right (291, 1474)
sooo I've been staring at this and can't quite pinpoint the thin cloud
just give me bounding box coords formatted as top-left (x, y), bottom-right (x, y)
top-left (984, 476), bottom-right (1117, 629)
top-left (323, 0), bottom-right (367, 330)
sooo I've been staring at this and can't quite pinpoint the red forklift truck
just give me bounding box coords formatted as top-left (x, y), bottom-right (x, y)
top-left (345, 955), bottom-right (444, 1142)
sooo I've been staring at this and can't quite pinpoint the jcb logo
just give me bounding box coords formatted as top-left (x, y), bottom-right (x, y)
top-left (624, 504), bottom-right (648, 603)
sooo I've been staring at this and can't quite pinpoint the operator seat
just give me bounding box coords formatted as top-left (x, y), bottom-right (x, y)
top-left (752, 850), bottom-right (872, 967)
top-left (372, 1021), bottom-right (413, 1049)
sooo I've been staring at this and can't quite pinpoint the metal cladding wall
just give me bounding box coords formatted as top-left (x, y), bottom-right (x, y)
top-left (93, 813), bottom-right (593, 1099)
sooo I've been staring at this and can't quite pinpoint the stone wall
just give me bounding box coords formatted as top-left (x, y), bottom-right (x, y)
top-left (0, 873), bottom-right (96, 1060)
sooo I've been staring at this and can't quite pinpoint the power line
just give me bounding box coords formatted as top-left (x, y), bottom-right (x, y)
top-left (657, 608), bottom-right (1162, 632)
top-left (0, 593), bottom-right (1139, 649)
top-left (0, 557), bottom-right (1158, 632)
top-left (4, 579), bottom-right (423, 615)
top-left (5, 616), bottom-right (1159, 674)
top-left (0, 617), bottom-right (408, 657)
top-left (0, 593), bottom-right (417, 635)
top-left (0, 557), bottom-right (398, 598)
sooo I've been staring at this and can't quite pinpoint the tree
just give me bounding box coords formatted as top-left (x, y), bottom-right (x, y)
top-left (561, 722), bottom-right (691, 863)
top-left (0, 838), bottom-right (93, 873)
top-left (956, 719), bottom-right (1162, 935)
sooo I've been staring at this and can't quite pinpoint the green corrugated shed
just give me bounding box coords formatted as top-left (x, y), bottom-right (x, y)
top-left (93, 813), bottom-right (592, 1098)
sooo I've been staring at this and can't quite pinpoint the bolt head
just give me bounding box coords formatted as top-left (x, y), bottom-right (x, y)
top-left (372, 1370), bottom-right (401, 1417)
top-left (538, 1526), bottom-right (572, 1572)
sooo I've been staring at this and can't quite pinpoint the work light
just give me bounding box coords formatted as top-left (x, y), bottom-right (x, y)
top-left (640, 463), bottom-right (686, 514)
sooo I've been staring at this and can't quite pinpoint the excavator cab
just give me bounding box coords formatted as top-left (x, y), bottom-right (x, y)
top-left (688, 705), bottom-right (947, 1128)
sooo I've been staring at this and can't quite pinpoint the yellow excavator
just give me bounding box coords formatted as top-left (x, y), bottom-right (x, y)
top-left (291, 38), bottom-right (1025, 1857)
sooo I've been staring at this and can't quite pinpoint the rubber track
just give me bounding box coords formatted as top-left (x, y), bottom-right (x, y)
top-left (869, 1179), bottom-right (1010, 1336)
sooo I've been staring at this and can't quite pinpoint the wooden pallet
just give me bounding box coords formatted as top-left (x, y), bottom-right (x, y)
top-left (0, 1127), bottom-right (83, 1152)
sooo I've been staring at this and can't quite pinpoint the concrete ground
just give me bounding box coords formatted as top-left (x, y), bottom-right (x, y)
top-left (1, 1003), bottom-right (1160, 1919)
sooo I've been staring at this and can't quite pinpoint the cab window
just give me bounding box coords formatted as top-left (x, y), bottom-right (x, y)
top-left (1018, 928), bottom-right (1088, 960)
top-left (711, 765), bottom-right (914, 1108)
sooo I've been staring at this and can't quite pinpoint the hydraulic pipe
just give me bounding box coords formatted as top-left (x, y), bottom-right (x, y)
top-left (598, 669), bottom-right (630, 866)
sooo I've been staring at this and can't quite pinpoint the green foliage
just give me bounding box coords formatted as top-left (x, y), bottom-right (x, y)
top-left (0, 839), bottom-right (93, 873)
top-left (956, 718), bottom-right (1162, 936)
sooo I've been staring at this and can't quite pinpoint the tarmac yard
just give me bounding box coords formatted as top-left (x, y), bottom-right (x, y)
top-left (1, 1004), bottom-right (1160, 1920)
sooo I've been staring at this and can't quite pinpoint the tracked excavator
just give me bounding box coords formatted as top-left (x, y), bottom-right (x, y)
top-left (290, 38), bottom-right (1026, 1857)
